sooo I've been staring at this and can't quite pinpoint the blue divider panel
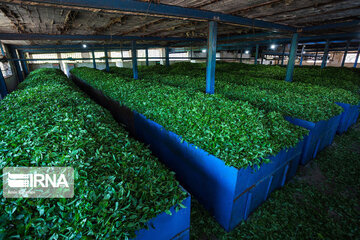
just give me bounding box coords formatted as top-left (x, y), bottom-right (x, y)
top-left (134, 196), bottom-right (191, 240)
top-left (285, 114), bottom-right (342, 165)
top-left (353, 103), bottom-right (360, 125)
top-left (71, 74), bottom-right (304, 232)
top-left (319, 114), bottom-right (341, 150)
top-left (336, 102), bottom-right (359, 134)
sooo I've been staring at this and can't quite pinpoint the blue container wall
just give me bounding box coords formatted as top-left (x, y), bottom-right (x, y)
top-left (285, 114), bottom-right (342, 165)
top-left (134, 195), bottom-right (191, 240)
top-left (336, 102), bottom-right (360, 134)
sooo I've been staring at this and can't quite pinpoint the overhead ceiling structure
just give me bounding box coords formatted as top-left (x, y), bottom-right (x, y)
top-left (0, 0), bottom-right (359, 50)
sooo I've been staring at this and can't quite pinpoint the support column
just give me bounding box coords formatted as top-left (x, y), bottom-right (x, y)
top-left (321, 40), bottom-right (330, 69)
top-left (165, 46), bottom-right (170, 66)
top-left (205, 21), bottom-right (217, 94)
top-left (18, 50), bottom-right (29, 76)
top-left (261, 53), bottom-right (264, 64)
top-left (240, 49), bottom-right (243, 63)
top-left (254, 44), bottom-right (259, 65)
top-left (8, 46), bottom-right (24, 83)
top-left (285, 33), bottom-right (298, 82)
top-left (281, 45), bottom-right (286, 66)
top-left (132, 41), bottom-right (138, 79)
top-left (341, 40), bottom-right (350, 67)
top-left (145, 47), bottom-right (149, 66)
top-left (354, 44), bottom-right (360, 68)
top-left (0, 67), bottom-right (8, 99)
top-left (92, 50), bottom-right (96, 69)
top-left (104, 48), bottom-right (110, 72)
top-left (299, 45), bottom-right (305, 66)
top-left (314, 50), bottom-right (318, 66)
top-left (0, 41), bottom-right (5, 56)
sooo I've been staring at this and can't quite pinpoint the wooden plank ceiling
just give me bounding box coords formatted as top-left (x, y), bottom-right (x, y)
top-left (0, 0), bottom-right (359, 47)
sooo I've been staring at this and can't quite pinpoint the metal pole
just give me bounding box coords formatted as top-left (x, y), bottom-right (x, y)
top-left (145, 47), bottom-right (149, 66)
top-left (281, 45), bottom-right (286, 66)
top-left (299, 45), bottom-right (305, 66)
top-left (205, 21), bottom-right (217, 94)
top-left (0, 67), bottom-right (8, 99)
top-left (255, 44), bottom-right (259, 65)
top-left (165, 46), bottom-right (170, 66)
top-left (18, 50), bottom-right (29, 76)
top-left (0, 41), bottom-right (5, 56)
top-left (91, 50), bottom-right (96, 69)
top-left (104, 48), bottom-right (109, 72)
top-left (314, 50), bottom-right (318, 66)
top-left (261, 53), bottom-right (264, 64)
top-left (321, 40), bottom-right (330, 69)
top-left (285, 33), bottom-right (298, 82)
top-left (354, 44), bottom-right (360, 68)
top-left (9, 46), bottom-right (24, 83)
top-left (132, 41), bottom-right (138, 79)
top-left (341, 40), bottom-right (350, 67)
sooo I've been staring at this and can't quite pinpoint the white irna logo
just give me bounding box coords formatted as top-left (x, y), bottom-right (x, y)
top-left (8, 173), bottom-right (69, 188)
top-left (3, 167), bottom-right (74, 198)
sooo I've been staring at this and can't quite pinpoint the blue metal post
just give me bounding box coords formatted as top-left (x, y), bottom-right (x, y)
top-left (132, 41), bottom-right (138, 79)
top-left (9, 46), bottom-right (24, 83)
top-left (285, 33), bottom-right (298, 82)
top-left (104, 48), bottom-right (109, 72)
top-left (254, 44), bottom-right (259, 65)
top-left (0, 42), bottom-right (5, 56)
top-left (281, 45), bottom-right (286, 66)
top-left (145, 47), bottom-right (149, 66)
top-left (18, 50), bottom-right (29, 76)
top-left (354, 44), bottom-right (360, 68)
top-left (206, 21), bottom-right (217, 94)
top-left (321, 40), bottom-right (330, 69)
top-left (0, 67), bottom-right (8, 99)
top-left (92, 50), bottom-right (96, 69)
top-left (240, 49), bottom-right (243, 63)
top-left (299, 45), bottom-right (305, 66)
top-left (341, 40), bottom-right (350, 67)
top-left (314, 50), bottom-right (318, 66)
top-left (165, 46), bottom-right (170, 66)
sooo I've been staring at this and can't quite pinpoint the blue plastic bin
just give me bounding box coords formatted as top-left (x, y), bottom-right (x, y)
top-left (134, 195), bottom-right (191, 240)
top-left (71, 75), bottom-right (304, 231)
top-left (285, 114), bottom-right (341, 165)
top-left (336, 102), bottom-right (360, 134)
top-left (133, 112), bottom-right (304, 231)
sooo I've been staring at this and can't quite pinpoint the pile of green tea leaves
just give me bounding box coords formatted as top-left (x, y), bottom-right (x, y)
top-left (71, 67), bottom-right (307, 169)
top-left (109, 62), bottom-right (360, 122)
top-left (0, 68), bottom-right (186, 239)
top-left (214, 62), bottom-right (360, 94)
